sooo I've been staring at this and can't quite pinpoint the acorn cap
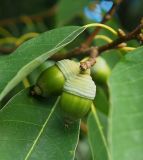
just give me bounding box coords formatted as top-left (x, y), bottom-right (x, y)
top-left (63, 73), bottom-right (96, 100)
top-left (56, 59), bottom-right (80, 79)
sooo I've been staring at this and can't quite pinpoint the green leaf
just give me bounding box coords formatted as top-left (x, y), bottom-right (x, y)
top-left (93, 86), bottom-right (109, 115)
top-left (101, 49), bottom-right (123, 69)
top-left (108, 46), bottom-right (143, 160)
top-left (0, 26), bottom-right (85, 101)
top-left (92, 86), bottom-right (109, 138)
top-left (0, 82), bottom-right (24, 109)
top-left (87, 105), bottom-right (111, 160)
top-left (97, 110), bottom-right (108, 137)
top-left (0, 89), bottom-right (80, 160)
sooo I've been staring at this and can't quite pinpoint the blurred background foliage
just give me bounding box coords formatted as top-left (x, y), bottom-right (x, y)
top-left (0, 0), bottom-right (142, 159)
top-left (0, 0), bottom-right (142, 47)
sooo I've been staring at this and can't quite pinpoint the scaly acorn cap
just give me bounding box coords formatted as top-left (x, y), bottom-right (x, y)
top-left (59, 71), bottom-right (96, 120)
top-left (63, 72), bottom-right (96, 100)
top-left (56, 59), bottom-right (80, 79)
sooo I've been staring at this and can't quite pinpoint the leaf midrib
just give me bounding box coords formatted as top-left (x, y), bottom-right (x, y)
top-left (90, 105), bottom-right (111, 160)
top-left (24, 98), bottom-right (59, 160)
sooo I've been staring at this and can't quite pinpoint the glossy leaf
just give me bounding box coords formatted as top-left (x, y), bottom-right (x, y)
top-left (108, 46), bottom-right (143, 160)
top-left (0, 89), bottom-right (80, 160)
top-left (0, 26), bottom-right (85, 101)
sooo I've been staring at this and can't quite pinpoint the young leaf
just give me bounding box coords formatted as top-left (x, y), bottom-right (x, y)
top-left (0, 89), bottom-right (80, 160)
top-left (108, 46), bottom-right (143, 160)
top-left (87, 105), bottom-right (111, 160)
top-left (0, 26), bottom-right (85, 102)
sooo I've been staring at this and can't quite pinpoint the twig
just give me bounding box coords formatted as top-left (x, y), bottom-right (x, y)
top-left (0, 47), bottom-right (15, 54)
top-left (80, 22), bottom-right (143, 70)
top-left (50, 0), bottom-right (123, 61)
top-left (98, 23), bottom-right (143, 53)
top-left (52, 0), bottom-right (123, 59)
top-left (84, 0), bottom-right (123, 46)
top-left (1, 22), bottom-right (143, 62)
top-left (80, 121), bottom-right (88, 134)
top-left (50, 45), bottom-right (89, 61)
top-left (0, 1), bottom-right (121, 54)
top-left (50, 22), bottom-right (143, 63)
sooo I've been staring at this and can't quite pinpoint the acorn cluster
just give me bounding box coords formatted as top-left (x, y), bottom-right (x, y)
top-left (32, 57), bottom-right (110, 120)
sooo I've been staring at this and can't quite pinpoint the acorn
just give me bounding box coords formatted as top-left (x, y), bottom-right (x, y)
top-left (91, 57), bottom-right (111, 84)
top-left (59, 70), bottom-right (96, 120)
top-left (28, 60), bottom-right (55, 85)
top-left (33, 59), bottom-right (80, 97)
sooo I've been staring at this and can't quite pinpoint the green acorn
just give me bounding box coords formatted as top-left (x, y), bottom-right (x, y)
top-left (28, 60), bottom-right (55, 85)
top-left (91, 57), bottom-right (111, 84)
top-left (59, 71), bottom-right (96, 120)
top-left (33, 59), bottom-right (80, 97)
